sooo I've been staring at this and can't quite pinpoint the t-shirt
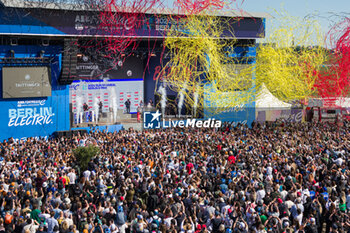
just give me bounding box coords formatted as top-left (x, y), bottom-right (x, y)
top-left (257, 190), bottom-right (266, 202)
top-left (47, 217), bottom-right (59, 233)
top-left (30, 209), bottom-right (42, 224)
top-left (211, 217), bottom-right (222, 232)
top-left (228, 156), bottom-right (236, 164)
top-left (260, 215), bottom-right (268, 225)
top-left (186, 163), bottom-right (194, 174)
top-left (68, 172), bottom-right (77, 184)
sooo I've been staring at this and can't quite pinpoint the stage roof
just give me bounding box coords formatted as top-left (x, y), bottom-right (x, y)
top-left (0, 0), bottom-right (268, 39)
top-left (0, 0), bottom-right (271, 19)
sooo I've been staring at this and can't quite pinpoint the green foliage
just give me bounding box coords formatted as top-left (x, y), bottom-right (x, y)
top-left (73, 145), bottom-right (100, 171)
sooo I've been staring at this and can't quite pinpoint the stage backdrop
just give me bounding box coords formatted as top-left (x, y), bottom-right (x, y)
top-left (69, 79), bottom-right (144, 127)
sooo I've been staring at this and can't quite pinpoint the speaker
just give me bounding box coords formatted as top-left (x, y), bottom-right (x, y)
top-left (59, 38), bottom-right (78, 85)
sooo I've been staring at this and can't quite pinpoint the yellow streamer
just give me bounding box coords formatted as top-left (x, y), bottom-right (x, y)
top-left (255, 11), bottom-right (327, 101)
top-left (156, 10), bottom-right (327, 116)
top-left (156, 14), bottom-right (254, 115)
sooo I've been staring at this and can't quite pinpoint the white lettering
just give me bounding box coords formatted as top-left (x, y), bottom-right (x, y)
top-left (186, 119), bottom-right (196, 127)
top-left (18, 108), bottom-right (25, 117)
top-left (7, 114), bottom-right (54, 127)
top-left (178, 121), bottom-right (184, 127)
top-left (203, 119), bottom-right (210, 127)
top-left (19, 117), bottom-right (26, 126)
top-left (45, 115), bottom-right (53, 124)
top-left (9, 109), bottom-right (16, 118)
top-left (14, 117), bottom-right (20, 127)
top-left (155, 118), bottom-right (222, 129)
top-left (26, 116), bottom-right (33, 125)
top-left (25, 108), bottom-right (33, 116)
top-left (215, 121), bottom-right (222, 127)
top-left (8, 118), bottom-right (15, 127)
top-left (35, 116), bottom-right (44, 125)
top-left (172, 121), bottom-right (178, 127)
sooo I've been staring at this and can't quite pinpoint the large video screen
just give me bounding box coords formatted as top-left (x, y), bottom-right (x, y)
top-left (2, 67), bottom-right (51, 98)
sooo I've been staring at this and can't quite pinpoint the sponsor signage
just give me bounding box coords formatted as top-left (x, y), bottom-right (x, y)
top-left (7, 100), bottom-right (55, 127)
top-left (0, 8), bottom-right (265, 39)
top-left (2, 67), bottom-right (51, 98)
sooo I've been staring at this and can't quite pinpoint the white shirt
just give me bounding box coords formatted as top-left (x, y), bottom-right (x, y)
top-left (266, 166), bottom-right (273, 176)
top-left (334, 158), bottom-right (343, 166)
top-left (164, 217), bottom-right (175, 228)
top-left (83, 170), bottom-right (91, 180)
top-left (256, 190), bottom-right (266, 202)
top-left (280, 190), bottom-right (288, 200)
top-left (22, 223), bottom-right (39, 233)
top-left (68, 172), bottom-right (76, 184)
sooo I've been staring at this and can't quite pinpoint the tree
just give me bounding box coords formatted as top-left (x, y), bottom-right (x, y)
top-left (73, 144), bottom-right (100, 171)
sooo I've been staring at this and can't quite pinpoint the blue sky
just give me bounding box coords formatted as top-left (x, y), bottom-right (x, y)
top-left (240, 0), bottom-right (350, 34)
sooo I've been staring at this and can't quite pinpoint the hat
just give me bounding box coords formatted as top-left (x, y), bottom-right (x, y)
top-left (120, 196), bottom-right (124, 201)
top-left (277, 198), bottom-right (283, 204)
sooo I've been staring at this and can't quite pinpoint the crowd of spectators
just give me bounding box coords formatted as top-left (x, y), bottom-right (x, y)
top-left (0, 121), bottom-right (350, 233)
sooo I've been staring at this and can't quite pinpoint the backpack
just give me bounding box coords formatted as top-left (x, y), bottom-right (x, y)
top-left (115, 206), bottom-right (126, 226)
top-left (4, 213), bottom-right (13, 224)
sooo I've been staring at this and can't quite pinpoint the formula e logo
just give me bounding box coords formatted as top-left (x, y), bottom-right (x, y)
top-left (143, 110), bottom-right (161, 129)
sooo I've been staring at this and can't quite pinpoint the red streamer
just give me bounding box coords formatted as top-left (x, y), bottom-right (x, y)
top-left (314, 18), bottom-right (350, 97)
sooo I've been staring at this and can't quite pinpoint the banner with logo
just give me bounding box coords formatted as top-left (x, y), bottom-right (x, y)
top-left (0, 91), bottom-right (69, 141)
top-left (255, 108), bottom-right (303, 122)
top-left (76, 54), bottom-right (144, 80)
top-left (69, 79), bottom-right (143, 127)
top-left (0, 8), bottom-right (265, 39)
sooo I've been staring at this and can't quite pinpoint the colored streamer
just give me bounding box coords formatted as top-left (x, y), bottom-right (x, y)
top-left (255, 12), bottom-right (326, 102)
top-left (314, 18), bottom-right (350, 97)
